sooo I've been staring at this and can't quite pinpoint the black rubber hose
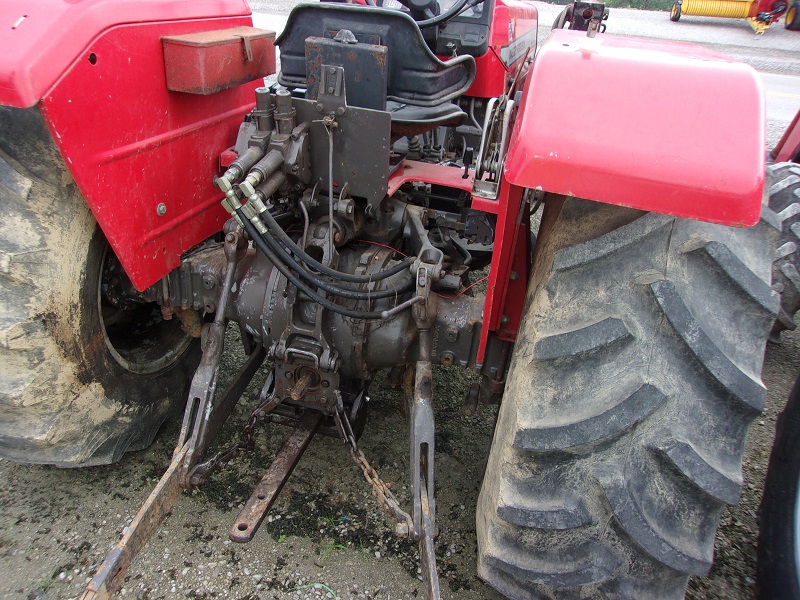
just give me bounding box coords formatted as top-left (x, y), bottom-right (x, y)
top-left (238, 211), bottom-right (394, 320)
top-left (254, 219), bottom-right (413, 300)
top-left (258, 200), bottom-right (414, 283)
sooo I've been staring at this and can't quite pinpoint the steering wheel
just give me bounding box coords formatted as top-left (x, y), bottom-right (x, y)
top-left (392, 0), bottom-right (476, 28)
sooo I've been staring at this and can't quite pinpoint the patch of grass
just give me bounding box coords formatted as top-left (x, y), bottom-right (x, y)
top-left (318, 542), bottom-right (348, 564)
top-left (33, 576), bottom-right (54, 593)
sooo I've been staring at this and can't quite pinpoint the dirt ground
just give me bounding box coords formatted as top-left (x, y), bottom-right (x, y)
top-left (0, 318), bottom-right (799, 600)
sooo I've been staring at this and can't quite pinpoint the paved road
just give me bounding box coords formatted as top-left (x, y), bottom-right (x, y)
top-left (765, 72), bottom-right (800, 123)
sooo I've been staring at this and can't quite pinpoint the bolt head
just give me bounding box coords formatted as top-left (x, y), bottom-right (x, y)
top-left (156, 203), bottom-right (167, 216)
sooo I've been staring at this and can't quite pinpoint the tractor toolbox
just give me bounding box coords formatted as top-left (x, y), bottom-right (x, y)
top-left (162, 26), bottom-right (276, 94)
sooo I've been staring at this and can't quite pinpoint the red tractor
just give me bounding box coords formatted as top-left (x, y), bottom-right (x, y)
top-left (0, 0), bottom-right (779, 598)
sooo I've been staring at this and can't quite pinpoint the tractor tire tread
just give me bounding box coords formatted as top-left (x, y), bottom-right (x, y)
top-left (768, 163), bottom-right (800, 337)
top-left (0, 107), bottom-right (197, 467)
top-left (477, 198), bottom-right (775, 598)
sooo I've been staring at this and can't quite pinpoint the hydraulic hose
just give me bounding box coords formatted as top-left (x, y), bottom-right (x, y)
top-left (257, 200), bottom-right (415, 283)
top-left (253, 219), bottom-right (414, 301)
top-left (238, 210), bottom-right (407, 320)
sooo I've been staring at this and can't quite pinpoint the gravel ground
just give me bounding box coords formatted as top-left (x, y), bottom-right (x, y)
top-left (2, 3), bottom-right (800, 600)
top-left (1, 329), bottom-right (799, 600)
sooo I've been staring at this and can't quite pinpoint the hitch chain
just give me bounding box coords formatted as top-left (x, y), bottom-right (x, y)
top-left (334, 410), bottom-right (415, 538)
top-left (194, 394), bottom-right (414, 541)
top-left (189, 388), bottom-right (280, 486)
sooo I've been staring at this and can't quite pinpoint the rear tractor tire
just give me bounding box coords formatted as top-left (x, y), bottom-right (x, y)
top-left (0, 107), bottom-right (200, 467)
top-left (477, 197), bottom-right (776, 598)
top-left (765, 163), bottom-right (800, 337)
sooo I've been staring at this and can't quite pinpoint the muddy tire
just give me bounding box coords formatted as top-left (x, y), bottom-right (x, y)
top-left (0, 107), bottom-right (200, 467)
top-left (766, 163), bottom-right (800, 337)
top-left (477, 197), bottom-right (776, 598)
top-left (758, 373), bottom-right (800, 599)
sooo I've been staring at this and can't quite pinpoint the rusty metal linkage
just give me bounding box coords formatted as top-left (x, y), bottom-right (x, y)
top-left (82, 444), bottom-right (190, 600)
top-left (230, 411), bottom-right (322, 542)
top-left (419, 478), bottom-right (440, 600)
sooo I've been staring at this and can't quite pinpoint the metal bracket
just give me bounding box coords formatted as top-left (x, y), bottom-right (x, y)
top-left (406, 358), bottom-right (440, 599)
top-left (316, 64), bottom-right (347, 115)
top-left (408, 360), bottom-right (436, 541)
top-left (82, 444), bottom-right (190, 600)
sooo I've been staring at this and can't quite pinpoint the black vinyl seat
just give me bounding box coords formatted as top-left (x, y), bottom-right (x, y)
top-left (276, 3), bottom-right (475, 136)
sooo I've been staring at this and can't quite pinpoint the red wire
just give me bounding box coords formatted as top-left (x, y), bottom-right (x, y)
top-left (354, 239), bottom-right (408, 257)
top-left (435, 274), bottom-right (489, 299)
top-left (355, 239), bottom-right (487, 299)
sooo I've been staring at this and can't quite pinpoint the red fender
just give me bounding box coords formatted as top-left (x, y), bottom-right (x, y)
top-left (1, 0), bottom-right (266, 291)
top-left (503, 30), bottom-right (765, 227)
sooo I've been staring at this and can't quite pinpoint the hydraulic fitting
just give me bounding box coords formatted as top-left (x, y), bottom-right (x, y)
top-left (274, 88), bottom-right (296, 135)
top-left (216, 146), bottom-right (265, 192)
top-left (253, 87), bottom-right (275, 133)
top-left (240, 149), bottom-right (284, 194)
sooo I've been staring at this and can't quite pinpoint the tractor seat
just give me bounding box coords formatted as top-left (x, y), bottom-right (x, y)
top-left (387, 101), bottom-right (467, 138)
top-left (275, 3), bottom-right (475, 136)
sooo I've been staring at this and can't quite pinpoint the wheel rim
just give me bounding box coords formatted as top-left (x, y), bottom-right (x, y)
top-left (789, 5), bottom-right (797, 24)
top-left (99, 246), bottom-right (194, 375)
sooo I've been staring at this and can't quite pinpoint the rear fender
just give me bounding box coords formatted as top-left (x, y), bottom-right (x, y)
top-left (0, 1), bottom-right (268, 291)
top-left (503, 30), bottom-right (765, 227)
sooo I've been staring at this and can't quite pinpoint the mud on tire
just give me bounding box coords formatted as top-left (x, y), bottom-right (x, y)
top-left (0, 107), bottom-right (200, 467)
top-left (477, 197), bottom-right (776, 598)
